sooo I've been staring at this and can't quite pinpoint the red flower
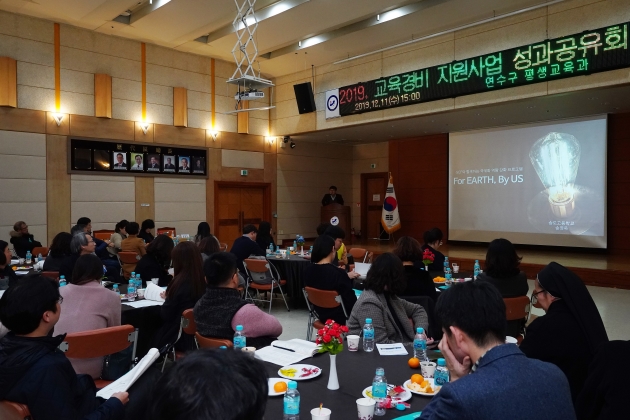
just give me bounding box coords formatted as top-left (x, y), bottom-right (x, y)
top-left (315, 338), bottom-right (321, 344)
top-left (323, 334), bottom-right (332, 343)
top-left (341, 325), bottom-right (349, 333)
top-left (325, 319), bottom-right (334, 326)
top-left (317, 329), bottom-right (325, 336)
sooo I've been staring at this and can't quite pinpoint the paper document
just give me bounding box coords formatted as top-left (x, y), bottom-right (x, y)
top-left (124, 299), bottom-right (164, 308)
top-left (376, 343), bottom-right (408, 356)
top-left (15, 271), bottom-right (30, 275)
top-left (96, 348), bottom-right (160, 399)
top-left (143, 283), bottom-right (165, 302)
top-left (354, 263), bottom-right (371, 278)
top-left (255, 339), bottom-right (321, 366)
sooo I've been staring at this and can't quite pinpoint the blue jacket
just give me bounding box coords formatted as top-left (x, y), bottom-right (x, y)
top-left (420, 344), bottom-right (576, 420)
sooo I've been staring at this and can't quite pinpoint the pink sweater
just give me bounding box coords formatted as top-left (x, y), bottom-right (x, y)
top-left (231, 304), bottom-right (283, 338)
top-left (56, 282), bottom-right (121, 379)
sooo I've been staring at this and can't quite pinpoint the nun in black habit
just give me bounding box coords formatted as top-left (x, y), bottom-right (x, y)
top-left (520, 262), bottom-right (608, 402)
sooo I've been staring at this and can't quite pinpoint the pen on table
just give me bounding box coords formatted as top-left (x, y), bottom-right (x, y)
top-left (272, 345), bottom-right (295, 352)
top-left (380, 347), bottom-right (402, 350)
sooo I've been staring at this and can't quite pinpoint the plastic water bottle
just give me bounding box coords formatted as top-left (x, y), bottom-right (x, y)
top-left (127, 283), bottom-right (136, 301)
top-left (233, 325), bottom-right (246, 350)
top-left (363, 318), bottom-right (375, 352)
top-left (293, 240), bottom-right (297, 250)
top-left (283, 380), bottom-right (300, 420)
top-left (413, 327), bottom-right (428, 361)
top-left (372, 367), bottom-right (387, 416)
top-left (136, 273), bottom-right (143, 288)
top-left (37, 253), bottom-right (43, 262)
top-left (269, 243), bottom-right (274, 253)
top-left (445, 267), bottom-right (453, 283)
top-left (435, 358), bottom-right (450, 388)
top-left (131, 272), bottom-right (136, 282)
top-left (25, 251), bottom-right (32, 264)
top-left (474, 259), bottom-right (481, 279)
top-left (59, 275), bottom-right (67, 287)
top-left (112, 284), bottom-right (120, 295)
top-left (443, 256), bottom-right (449, 273)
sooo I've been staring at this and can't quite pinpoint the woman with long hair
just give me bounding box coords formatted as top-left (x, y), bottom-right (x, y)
top-left (138, 219), bottom-right (155, 244)
top-left (194, 222), bottom-right (211, 245)
top-left (347, 253), bottom-right (428, 344)
top-left (476, 238), bottom-right (528, 298)
top-left (107, 219), bottom-right (129, 257)
top-left (153, 241), bottom-right (206, 351)
top-left (255, 221), bottom-right (275, 251)
top-left (55, 254), bottom-right (121, 378)
top-left (199, 235), bottom-right (221, 262)
top-left (393, 236), bottom-right (437, 302)
top-left (421, 228), bottom-right (445, 272)
top-left (43, 232), bottom-right (72, 272)
top-left (135, 234), bottom-right (174, 287)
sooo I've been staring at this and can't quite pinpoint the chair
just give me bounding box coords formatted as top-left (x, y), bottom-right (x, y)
top-left (117, 251), bottom-right (139, 280)
top-left (302, 287), bottom-right (348, 340)
top-left (59, 325), bottom-right (137, 389)
top-left (157, 227), bottom-right (176, 237)
top-left (504, 296), bottom-right (531, 344)
top-left (195, 332), bottom-right (233, 349)
top-left (93, 230), bottom-right (114, 241)
top-left (365, 251), bottom-right (374, 263)
top-left (243, 259), bottom-right (290, 313)
top-left (399, 295), bottom-right (442, 340)
top-left (41, 271), bottom-right (59, 280)
top-left (348, 247), bottom-right (368, 263)
top-left (162, 309), bottom-right (198, 371)
top-left (31, 246), bottom-right (48, 257)
top-left (0, 401), bottom-right (31, 420)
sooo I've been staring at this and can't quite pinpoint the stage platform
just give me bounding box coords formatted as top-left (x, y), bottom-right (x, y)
top-left (350, 240), bottom-right (630, 290)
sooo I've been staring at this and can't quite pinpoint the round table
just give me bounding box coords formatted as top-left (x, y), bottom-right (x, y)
top-left (267, 255), bottom-right (311, 309)
top-left (263, 344), bottom-right (441, 419)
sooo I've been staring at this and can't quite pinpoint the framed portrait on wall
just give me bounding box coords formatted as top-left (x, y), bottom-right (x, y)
top-left (192, 156), bottom-right (205, 174)
top-left (163, 155), bottom-right (176, 172)
top-left (178, 156), bottom-right (190, 173)
top-left (147, 154), bottom-right (160, 172)
top-left (112, 152), bottom-right (128, 170)
top-left (131, 153), bottom-right (144, 171)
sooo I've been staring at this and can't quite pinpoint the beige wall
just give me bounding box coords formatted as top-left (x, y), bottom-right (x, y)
top-left (154, 177), bottom-right (206, 236)
top-left (351, 142), bottom-right (389, 231)
top-left (271, 0), bottom-right (630, 136)
top-left (0, 130), bottom-right (47, 244)
top-left (276, 141), bottom-right (353, 240)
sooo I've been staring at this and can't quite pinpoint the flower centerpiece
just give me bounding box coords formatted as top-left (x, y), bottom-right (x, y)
top-left (296, 235), bottom-right (305, 254)
top-left (316, 319), bottom-right (348, 390)
top-left (422, 249), bottom-right (434, 272)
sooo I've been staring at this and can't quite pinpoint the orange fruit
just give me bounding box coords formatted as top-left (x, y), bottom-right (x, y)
top-left (420, 380), bottom-right (429, 388)
top-left (411, 374), bottom-right (424, 384)
top-left (273, 381), bottom-right (288, 393)
top-left (408, 357), bottom-right (420, 369)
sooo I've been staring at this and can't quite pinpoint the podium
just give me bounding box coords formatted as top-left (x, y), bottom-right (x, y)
top-left (321, 204), bottom-right (351, 243)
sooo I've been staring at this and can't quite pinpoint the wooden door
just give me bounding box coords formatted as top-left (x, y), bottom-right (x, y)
top-left (361, 173), bottom-right (389, 239)
top-left (215, 182), bottom-right (270, 249)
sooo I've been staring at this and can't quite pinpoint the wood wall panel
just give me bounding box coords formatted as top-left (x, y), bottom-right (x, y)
top-left (134, 122), bottom-right (154, 142)
top-left (220, 168), bottom-right (264, 181)
top-left (135, 177), bottom-right (154, 223)
top-left (206, 148), bottom-right (222, 228)
top-left (173, 87), bottom-right (188, 127)
top-left (0, 108), bottom-right (45, 133)
top-left (0, 57), bottom-right (17, 108)
top-left (46, 112), bottom-right (69, 135)
top-left (237, 100), bottom-right (248, 134)
top-left (220, 131), bottom-right (265, 152)
top-left (69, 114), bottom-right (134, 141)
top-left (153, 124), bottom-right (204, 146)
top-left (46, 134), bottom-right (70, 241)
top-left (94, 74), bottom-right (112, 119)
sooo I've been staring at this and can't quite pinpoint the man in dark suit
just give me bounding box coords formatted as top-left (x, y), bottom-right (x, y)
top-left (321, 186), bottom-right (344, 206)
top-left (178, 158), bottom-right (190, 172)
top-left (164, 157), bottom-right (176, 170)
top-left (229, 224), bottom-right (265, 275)
top-left (113, 153), bottom-right (126, 169)
top-left (148, 156), bottom-right (160, 170)
top-left (419, 281), bottom-right (576, 420)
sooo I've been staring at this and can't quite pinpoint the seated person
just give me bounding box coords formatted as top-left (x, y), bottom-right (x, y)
top-left (393, 236), bottom-right (437, 302)
top-left (324, 225), bottom-right (348, 269)
top-left (152, 242), bottom-right (205, 352)
top-left (576, 340), bottom-right (630, 420)
top-left (138, 219), bottom-right (155, 244)
top-left (194, 222), bottom-right (211, 245)
top-left (135, 234), bottom-right (174, 287)
top-left (476, 238), bottom-right (528, 298)
top-left (0, 240), bottom-right (18, 289)
top-left (520, 262), bottom-right (609, 402)
top-left (321, 185), bottom-right (344, 206)
top-left (9, 221), bottom-right (42, 258)
top-left (77, 217), bottom-right (113, 259)
top-left (229, 224), bottom-right (265, 276)
top-left (347, 253), bottom-right (428, 344)
top-left (150, 349), bottom-right (268, 420)
top-left (194, 252), bottom-right (282, 348)
top-left (55, 254), bottom-right (121, 379)
top-left (199, 235), bottom-right (221, 263)
top-left (120, 222), bottom-right (147, 279)
top-left (0, 276), bottom-right (128, 420)
top-left (255, 221), bottom-right (276, 251)
top-left (419, 281), bottom-right (575, 420)
top-left (107, 220), bottom-right (128, 257)
top-left (43, 232), bottom-right (72, 272)
top-left (303, 235), bottom-right (357, 325)
top-left (420, 227), bottom-right (445, 272)
top-left (59, 232), bottom-right (96, 280)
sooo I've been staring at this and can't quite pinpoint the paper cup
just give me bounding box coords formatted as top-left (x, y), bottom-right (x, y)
top-left (505, 336), bottom-right (518, 344)
top-left (18, 258), bottom-right (25, 265)
top-left (151, 278), bottom-right (159, 285)
top-left (311, 407), bottom-right (331, 420)
top-left (452, 263), bottom-right (459, 273)
top-left (137, 288), bottom-right (146, 298)
top-left (421, 361), bottom-right (437, 378)
top-left (356, 398), bottom-right (375, 419)
top-left (347, 334), bottom-right (360, 351)
top-left (242, 346), bottom-right (256, 357)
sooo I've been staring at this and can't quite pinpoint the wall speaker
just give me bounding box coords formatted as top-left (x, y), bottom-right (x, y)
top-left (293, 82), bottom-right (316, 114)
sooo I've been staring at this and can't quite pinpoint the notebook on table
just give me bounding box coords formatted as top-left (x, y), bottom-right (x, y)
top-left (255, 339), bottom-right (321, 366)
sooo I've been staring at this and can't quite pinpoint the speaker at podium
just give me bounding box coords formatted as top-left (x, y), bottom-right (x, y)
top-left (321, 203), bottom-right (351, 244)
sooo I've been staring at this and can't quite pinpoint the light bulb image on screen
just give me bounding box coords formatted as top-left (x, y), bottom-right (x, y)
top-left (529, 132), bottom-right (581, 218)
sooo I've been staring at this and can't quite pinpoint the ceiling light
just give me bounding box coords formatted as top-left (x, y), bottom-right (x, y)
top-left (377, 14), bottom-right (380, 21)
top-left (298, 41), bottom-right (302, 47)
